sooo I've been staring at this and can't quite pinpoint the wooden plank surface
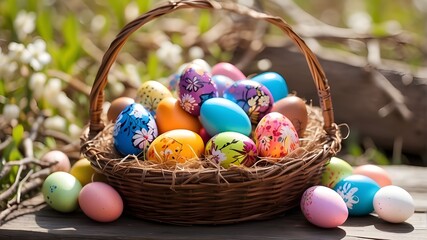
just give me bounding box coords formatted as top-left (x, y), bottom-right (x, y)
top-left (1, 165), bottom-right (426, 240)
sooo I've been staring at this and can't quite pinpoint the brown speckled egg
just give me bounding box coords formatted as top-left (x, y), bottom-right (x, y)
top-left (107, 97), bottom-right (134, 122)
top-left (271, 95), bottom-right (308, 137)
top-left (135, 81), bottom-right (172, 115)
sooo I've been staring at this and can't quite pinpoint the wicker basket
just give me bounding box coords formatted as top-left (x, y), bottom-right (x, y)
top-left (81, 0), bottom-right (342, 225)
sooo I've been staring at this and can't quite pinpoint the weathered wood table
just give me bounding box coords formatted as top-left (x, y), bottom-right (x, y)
top-left (1, 165), bottom-right (426, 240)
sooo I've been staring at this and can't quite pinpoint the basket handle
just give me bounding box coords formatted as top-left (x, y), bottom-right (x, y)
top-left (88, 0), bottom-right (335, 139)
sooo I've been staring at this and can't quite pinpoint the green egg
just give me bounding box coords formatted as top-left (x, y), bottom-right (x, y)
top-left (205, 131), bottom-right (258, 168)
top-left (42, 171), bottom-right (82, 213)
top-left (321, 157), bottom-right (353, 188)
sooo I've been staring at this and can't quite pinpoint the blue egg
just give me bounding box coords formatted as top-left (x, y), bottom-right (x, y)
top-left (333, 174), bottom-right (380, 216)
top-left (200, 98), bottom-right (251, 137)
top-left (212, 75), bottom-right (234, 97)
top-left (113, 103), bottom-right (158, 156)
top-left (251, 72), bottom-right (288, 102)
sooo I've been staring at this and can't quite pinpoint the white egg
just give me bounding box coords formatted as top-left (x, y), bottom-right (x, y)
top-left (373, 185), bottom-right (415, 223)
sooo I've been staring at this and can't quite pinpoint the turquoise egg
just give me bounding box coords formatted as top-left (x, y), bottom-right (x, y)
top-left (113, 103), bottom-right (158, 156)
top-left (333, 174), bottom-right (380, 216)
top-left (200, 98), bottom-right (251, 137)
top-left (251, 72), bottom-right (288, 102)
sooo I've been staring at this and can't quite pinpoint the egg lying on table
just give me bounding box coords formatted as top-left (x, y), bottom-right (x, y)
top-left (334, 174), bottom-right (380, 216)
top-left (42, 171), bottom-right (82, 213)
top-left (254, 112), bottom-right (299, 159)
top-left (353, 164), bottom-right (392, 187)
top-left (205, 132), bottom-right (258, 168)
top-left (223, 80), bottom-right (274, 125)
top-left (79, 182), bottom-right (123, 222)
top-left (178, 63), bottom-right (218, 116)
top-left (146, 129), bottom-right (204, 166)
top-left (301, 186), bottom-right (348, 228)
top-left (373, 185), bottom-right (414, 223)
top-left (321, 157), bottom-right (353, 188)
top-left (113, 103), bottom-right (158, 156)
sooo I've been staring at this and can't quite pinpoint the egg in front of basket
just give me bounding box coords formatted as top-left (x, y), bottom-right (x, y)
top-left (147, 129), bottom-right (204, 166)
top-left (254, 112), bottom-right (299, 158)
top-left (113, 103), bottom-right (158, 156)
top-left (205, 131), bottom-right (258, 168)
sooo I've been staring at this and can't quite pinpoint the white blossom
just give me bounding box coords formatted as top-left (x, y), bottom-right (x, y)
top-left (44, 116), bottom-right (66, 132)
top-left (14, 10), bottom-right (36, 40)
top-left (3, 104), bottom-right (20, 122)
top-left (68, 123), bottom-right (82, 140)
top-left (29, 72), bottom-right (47, 99)
top-left (8, 42), bottom-right (27, 61)
top-left (156, 41), bottom-right (182, 68)
top-left (21, 39), bottom-right (51, 71)
top-left (347, 12), bottom-right (372, 33)
top-left (189, 47), bottom-right (205, 60)
top-left (91, 14), bottom-right (106, 33)
top-left (0, 49), bottom-right (18, 80)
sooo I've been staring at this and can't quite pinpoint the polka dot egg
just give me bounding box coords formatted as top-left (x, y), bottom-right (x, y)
top-left (136, 81), bottom-right (172, 116)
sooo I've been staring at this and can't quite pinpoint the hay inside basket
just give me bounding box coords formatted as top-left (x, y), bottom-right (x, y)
top-left (80, 0), bottom-right (342, 225)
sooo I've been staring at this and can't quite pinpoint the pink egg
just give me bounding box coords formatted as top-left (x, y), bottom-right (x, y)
top-left (254, 112), bottom-right (299, 158)
top-left (78, 182), bottom-right (123, 222)
top-left (353, 164), bottom-right (392, 187)
top-left (301, 186), bottom-right (348, 228)
top-left (40, 150), bottom-right (71, 172)
top-left (211, 62), bottom-right (246, 81)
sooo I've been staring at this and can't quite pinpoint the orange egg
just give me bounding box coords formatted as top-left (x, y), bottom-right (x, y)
top-left (107, 97), bottom-right (135, 122)
top-left (353, 164), bottom-right (392, 187)
top-left (155, 97), bottom-right (202, 134)
top-left (271, 95), bottom-right (308, 137)
top-left (147, 129), bottom-right (204, 165)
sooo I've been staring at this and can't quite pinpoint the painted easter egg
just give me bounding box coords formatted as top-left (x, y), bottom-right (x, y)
top-left (334, 174), bottom-right (380, 216)
top-left (113, 103), bottom-right (158, 156)
top-left (200, 98), bottom-right (252, 137)
top-left (205, 132), bottom-right (258, 168)
top-left (301, 186), bottom-right (348, 228)
top-left (146, 129), bottom-right (204, 166)
top-left (321, 157), bottom-right (353, 188)
top-left (212, 75), bottom-right (234, 97)
top-left (135, 81), bottom-right (172, 115)
top-left (155, 97), bottom-right (202, 134)
top-left (373, 185), bottom-right (414, 223)
top-left (211, 62), bottom-right (246, 81)
top-left (223, 80), bottom-right (274, 125)
top-left (251, 72), bottom-right (288, 102)
top-left (178, 63), bottom-right (218, 116)
top-left (254, 112), bottom-right (299, 158)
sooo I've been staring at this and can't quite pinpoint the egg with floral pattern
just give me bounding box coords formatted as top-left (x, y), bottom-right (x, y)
top-left (178, 63), bottom-right (218, 116)
top-left (205, 131), bottom-right (258, 168)
top-left (254, 112), bottom-right (299, 159)
top-left (113, 103), bottom-right (158, 156)
top-left (223, 80), bottom-right (274, 125)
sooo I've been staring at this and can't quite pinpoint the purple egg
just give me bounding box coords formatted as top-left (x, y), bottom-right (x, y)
top-left (223, 80), bottom-right (274, 125)
top-left (178, 64), bottom-right (218, 116)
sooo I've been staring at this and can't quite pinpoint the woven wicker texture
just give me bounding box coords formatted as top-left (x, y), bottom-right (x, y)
top-left (81, 0), bottom-right (342, 225)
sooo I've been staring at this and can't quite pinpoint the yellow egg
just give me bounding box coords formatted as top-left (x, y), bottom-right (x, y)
top-left (136, 81), bottom-right (172, 113)
top-left (146, 129), bottom-right (204, 166)
top-left (70, 158), bottom-right (103, 186)
top-left (155, 97), bottom-right (202, 134)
